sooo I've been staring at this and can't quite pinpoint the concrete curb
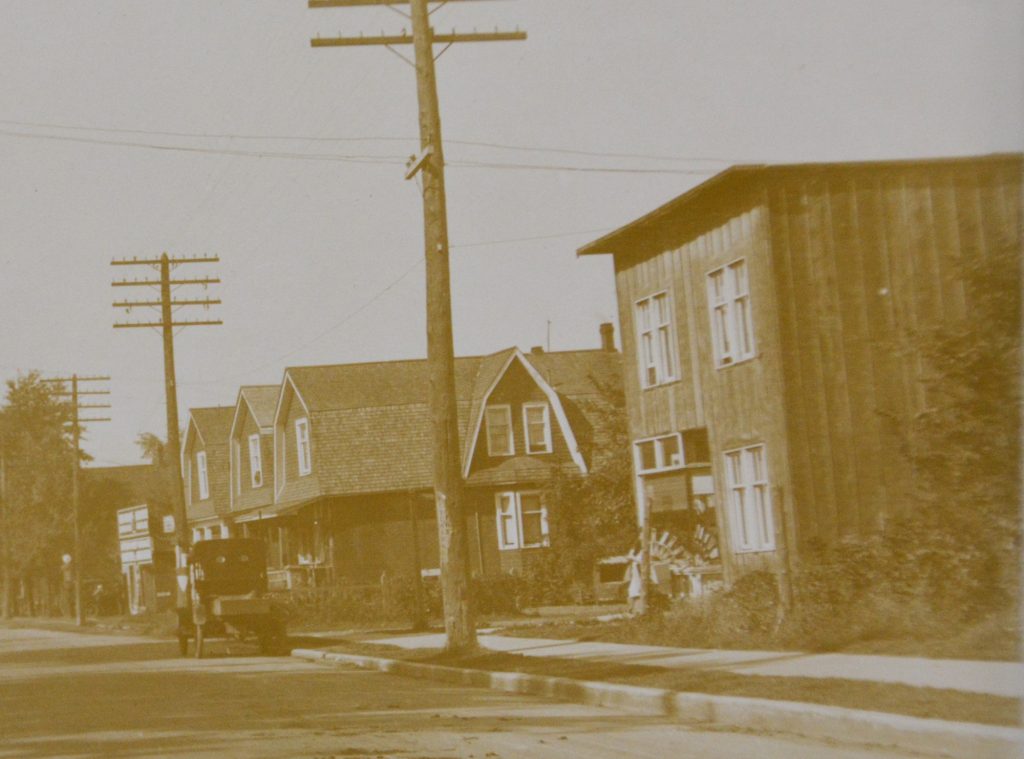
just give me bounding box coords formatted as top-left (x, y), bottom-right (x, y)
top-left (292, 648), bottom-right (1022, 758)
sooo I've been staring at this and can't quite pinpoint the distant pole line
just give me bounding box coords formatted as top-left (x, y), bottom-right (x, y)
top-left (41, 373), bottom-right (112, 626)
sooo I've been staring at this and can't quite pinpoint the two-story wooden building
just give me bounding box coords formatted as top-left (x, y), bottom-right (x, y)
top-left (579, 154), bottom-right (1022, 585)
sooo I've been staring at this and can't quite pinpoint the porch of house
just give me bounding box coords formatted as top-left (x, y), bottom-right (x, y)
top-left (236, 487), bottom-right (558, 596)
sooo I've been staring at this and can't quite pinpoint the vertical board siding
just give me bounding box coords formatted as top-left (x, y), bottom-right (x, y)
top-left (772, 158), bottom-right (1022, 548)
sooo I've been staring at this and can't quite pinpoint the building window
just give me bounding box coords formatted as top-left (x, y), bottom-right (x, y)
top-left (523, 403), bottom-right (552, 454)
top-left (192, 528), bottom-right (202, 543)
top-left (295, 418), bottom-right (312, 476)
top-left (723, 444), bottom-right (775, 552)
top-left (485, 405), bottom-right (514, 457)
top-left (634, 433), bottom-right (684, 474)
top-left (248, 433), bottom-right (263, 488)
top-left (495, 491), bottom-right (549, 550)
top-left (707, 259), bottom-right (756, 367)
top-left (196, 451), bottom-right (209, 501)
top-left (635, 291), bottom-right (677, 388)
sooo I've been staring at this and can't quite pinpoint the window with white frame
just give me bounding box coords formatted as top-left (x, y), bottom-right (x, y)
top-left (248, 433), bottom-right (263, 488)
top-left (523, 402), bottom-right (552, 454)
top-left (635, 291), bottom-right (677, 388)
top-left (634, 433), bottom-right (684, 474)
top-left (484, 405), bottom-right (514, 457)
top-left (723, 444), bottom-right (775, 552)
top-left (495, 492), bottom-right (549, 550)
top-left (196, 450), bottom-right (209, 501)
top-left (295, 418), bottom-right (312, 476)
top-left (707, 259), bottom-right (756, 367)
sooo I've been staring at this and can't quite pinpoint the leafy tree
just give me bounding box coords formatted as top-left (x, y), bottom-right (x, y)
top-left (136, 432), bottom-right (168, 466)
top-left (528, 378), bottom-right (636, 604)
top-left (0, 373), bottom-right (75, 613)
top-left (899, 237), bottom-right (1022, 619)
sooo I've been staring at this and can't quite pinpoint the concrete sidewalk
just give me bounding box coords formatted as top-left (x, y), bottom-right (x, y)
top-left (368, 631), bottom-right (1024, 699)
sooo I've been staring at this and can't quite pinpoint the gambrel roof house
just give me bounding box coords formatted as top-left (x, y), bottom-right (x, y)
top-left (272, 345), bottom-right (622, 508)
top-left (228, 385), bottom-right (278, 517)
top-left (243, 341), bottom-right (623, 582)
top-left (579, 153), bottom-right (1021, 586)
top-left (182, 406), bottom-right (235, 538)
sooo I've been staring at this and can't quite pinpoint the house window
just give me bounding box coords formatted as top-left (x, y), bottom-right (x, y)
top-left (485, 405), bottom-right (514, 457)
top-left (295, 418), bottom-right (312, 476)
top-left (723, 444), bottom-right (775, 552)
top-left (707, 259), bottom-right (756, 367)
top-left (635, 291), bottom-right (677, 388)
top-left (634, 433), bottom-right (684, 474)
top-left (196, 451), bottom-right (209, 501)
top-left (523, 403), bottom-right (552, 454)
top-left (495, 491), bottom-right (549, 550)
top-left (248, 433), bottom-right (263, 488)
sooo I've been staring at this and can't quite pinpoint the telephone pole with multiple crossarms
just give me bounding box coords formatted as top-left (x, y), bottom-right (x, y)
top-left (308, 0), bottom-right (525, 653)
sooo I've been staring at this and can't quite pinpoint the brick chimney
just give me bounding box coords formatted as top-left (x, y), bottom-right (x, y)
top-left (599, 322), bottom-right (616, 352)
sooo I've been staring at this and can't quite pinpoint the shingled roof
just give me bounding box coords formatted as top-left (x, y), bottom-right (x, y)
top-left (278, 347), bottom-right (621, 499)
top-left (237, 385), bottom-right (279, 431)
top-left (188, 406), bottom-right (235, 446)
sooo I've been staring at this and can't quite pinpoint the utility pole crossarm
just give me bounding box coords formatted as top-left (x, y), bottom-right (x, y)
top-left (312, 30), bottom-right (526, 47)
top-left (113, 320), bottom-right (223, 329)
top-left (114, 298), bottom-right (222, 309)
top-left (310, 0), bottom-right (491, 6)
top-left (111, 256), bottom-right (219, 266)
top-left (112, 278), bottom-right (220, 287)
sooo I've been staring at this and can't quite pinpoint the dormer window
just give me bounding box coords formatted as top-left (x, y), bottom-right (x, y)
top-left (248, 433), bottom-right (263, 488)
top-left (485, 405), bottom-right (514, 457)
top-left (523, 403), bottom-right (552, 454)
top-left (196, 450), bottom-right (209, 501)
top-left (295, 418), bottom-right (312, 476)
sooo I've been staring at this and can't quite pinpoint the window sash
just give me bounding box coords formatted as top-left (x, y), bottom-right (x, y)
top-left (248, 434), bottom-right (263, 488)
top-left (495, 493), bottom-right (519, 549)
top-left (707, 260), bottom-right (756, 366)
top-left (523, 403), bottom-right (552, 454)
top-left (634, 433), bottom-right (684, 474)
top-left (723, 445), bottom-right (774, 552)
top-left (197, 451), bottom-right (209, 501)
top-left (635, 292), bottom-right (676, 387)
top-left (295, 419), bottom-right (312, 476)
top-left (485, 405), bottom-right (514, 456)
top-left (495, 492), bottom-right (549, 550)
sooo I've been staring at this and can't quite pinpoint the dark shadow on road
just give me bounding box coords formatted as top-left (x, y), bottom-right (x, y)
top-left (1, 663), bottom-right (670, 758)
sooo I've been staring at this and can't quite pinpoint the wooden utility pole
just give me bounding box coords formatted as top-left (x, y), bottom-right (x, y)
top-left (309, 0), bottom-right (524, 654)
top-left (0, 445), bottom-right (9, 619)
top-left (111, 253), bottom-right (221, 615)
top-left (42, 374), bottom-right (111, 626)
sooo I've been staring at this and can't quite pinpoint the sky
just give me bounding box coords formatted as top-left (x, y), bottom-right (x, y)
top-left (1, 0), bottom-right (1022, 468)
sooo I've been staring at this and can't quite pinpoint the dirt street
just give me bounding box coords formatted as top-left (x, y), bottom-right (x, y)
top-left (0, 626), bottom-right (915, 758)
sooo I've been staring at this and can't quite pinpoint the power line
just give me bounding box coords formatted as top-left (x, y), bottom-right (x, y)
top-left (231, 254), bottom-right (426, 377)
top-left (450, 226), bottom-right (614, 249)
top-left (0, 126), bottom-right (718, 175)
top-left (0, 118), bottom-right (744, 166)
